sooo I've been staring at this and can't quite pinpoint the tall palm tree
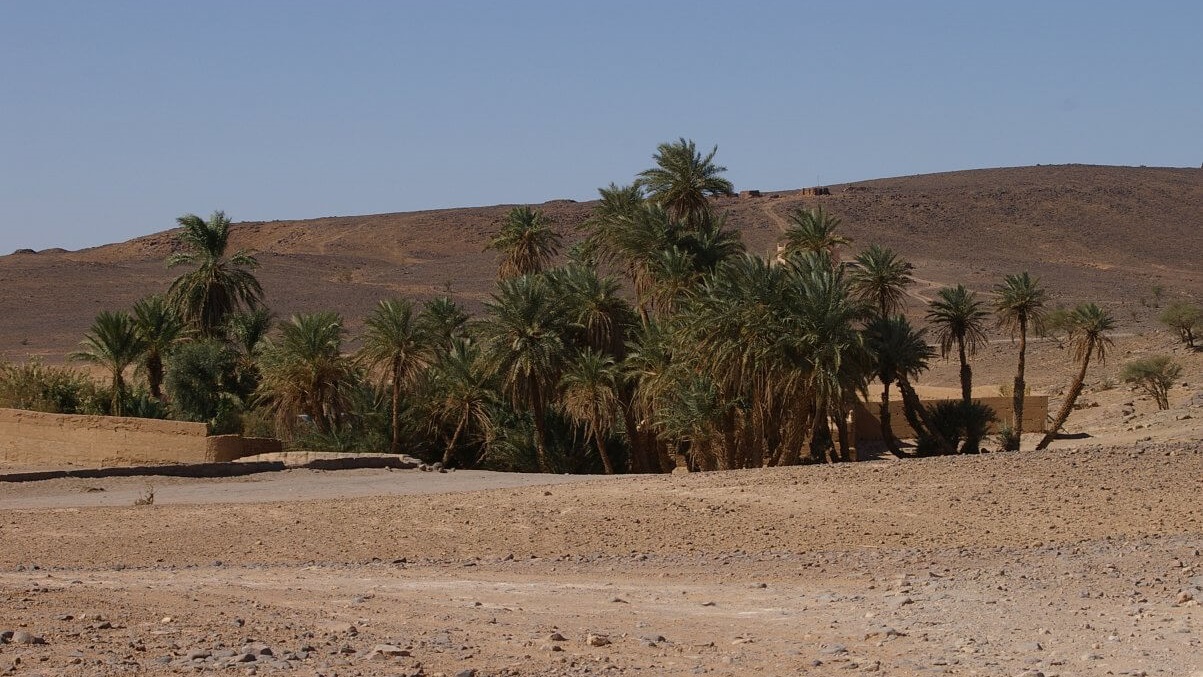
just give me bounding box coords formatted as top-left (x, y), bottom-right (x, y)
top-left (850, 245), bottom-right (914, 317)
top-left (1036, 303), bottom-right (1116, 450)
top-left (167, 211), bottom-right (263, 337)
top-left (993, 272), bottom-right (1048, 450)
top-left (226, 307), bottom-right (274, 402)
top-left (926, 285), bottom-right (990, 405)
top-left (637, 138), bottom-right (735, 228)
top-left (485, 206), bottom-right (561, 278)
top-left (477, 275), bottom-right (572, 472)
top-left (866, 315), bottom-right (952, 456)
top-left (560, 349), bottom-right (621, 474)
top-left (71, 311), bottom-right (147, 416)
top-left (426, 339), bottom-right (495, 467)
top-left (358, 299), bottom-right (433, 454)
top-left (257, 312), bottom-right (357, 434)
top-left (548, 265), bottom-right (638, 358)
top-left (131, 295), bottom-right (184, 400)
top-left (780, 206), bottom-right (851, 260)
top-left (417, 296), bottom-right (469, 356)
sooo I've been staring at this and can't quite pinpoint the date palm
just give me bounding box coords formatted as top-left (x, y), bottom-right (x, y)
top-left (478, 275), bottom-right (572, 472)
top-left (850, 245), bottom-right (914, 318)
top-left (780, 206), bottom-right (851, 260)
top-left (257, 312), bottom-right (356, 434)
top-left (131, 295), bottom-right (184, 400)
top-left (994, 272), bottom-right (1048, 450)
top-left (866, 315), bottom-right (952, 456)
top-left (358, 299), bottom-right (434, 454)
top-left (486, 206), bottom-right (561, 278)
top-left (71, 310), bottom-right (147, 416)
top-left (560, 349), bottom-right (621, 474)
top-left (427, 339), bottom-right (494, 467)
top-left (417, 296), bottom-right (469, 357)
top-left (637, 138), bottom-right (734, 228)
top-left (926, 285), bottom-right (990, 405)
top-left (1036, 303), bottom-right (1115, 450)
top-left (167, 211), bottom-right (263, 337)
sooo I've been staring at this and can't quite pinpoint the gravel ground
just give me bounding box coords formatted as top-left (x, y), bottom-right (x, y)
top-left (3, 442), bottom-right (1203, 676)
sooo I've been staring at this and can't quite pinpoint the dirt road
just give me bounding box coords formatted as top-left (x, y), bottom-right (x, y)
top-left (2, 443), bottom-right (1203, 676)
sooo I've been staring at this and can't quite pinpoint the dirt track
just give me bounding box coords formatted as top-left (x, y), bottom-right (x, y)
top-left (3, 442), bottom-right (1203, 676)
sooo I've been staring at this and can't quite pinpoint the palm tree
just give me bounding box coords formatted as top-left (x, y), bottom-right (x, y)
top-left (427, 339), bottom-right (495, 467)
top-left (71, 311), bottom-right (147, 416)
top-left (131, 295), bottom-right (184, 400)
top-left (637, 138), bottom-right (735, 228)
top-left (226, 307), bottom-right (274, 401)
top-left (549, 265), bottom-right (638, 358)
top-left (257, 312), bottom-right (357, 434)
top-left (485, 206), bottom-right (561, 278)
top-left (167, 211), bottom-right (263, 337)
top-left (477, 275), bottom-right (572, 472)
top-left (866, 315), bottom-right (952, 456)
top-left (780, 206), bottom-right (851, 260)
top-left (926, 285), bottom-right (990, 405)
top-left (560, 349), bottom-right (621, 474)
top-left (993, 272), bottom-right (1048, 450)
top-left (358, 299), bottom-right (433, 454)
top-left (417, 296), bottom-right (469, 356)
top-left (850, 245), bottom-right (914, 317)
top-left (1036, 303), bottom-right (1116, 450)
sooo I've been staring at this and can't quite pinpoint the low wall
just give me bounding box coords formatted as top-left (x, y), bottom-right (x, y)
top-left (851, 395), bottom-right (1048, 442)
top-left (0, 408), bottom-right (280, 467)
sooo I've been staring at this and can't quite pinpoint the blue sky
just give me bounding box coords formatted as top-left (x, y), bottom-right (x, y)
top-left (2, 1), bottom-right (1200, 252)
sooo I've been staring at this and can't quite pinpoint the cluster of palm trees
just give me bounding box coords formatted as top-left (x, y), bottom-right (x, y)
top-left (59, 138), bottom-right (1121, 472)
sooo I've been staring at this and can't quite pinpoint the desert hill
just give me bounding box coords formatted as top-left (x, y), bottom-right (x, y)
top-left (2, 164), bottom-right (1201, 361)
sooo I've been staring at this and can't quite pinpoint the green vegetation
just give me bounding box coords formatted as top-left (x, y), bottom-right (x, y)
top-left (993, 272), bottom-right (1048, 450)
top-left (7, 139), bottom-right (1141, 469)
top-left (1036, 303), bottom-right (1116, 450)
top-left (1160, 301), bottom-right (1201, 348)
top-left (1122, 355), bottom-right (1182, 410)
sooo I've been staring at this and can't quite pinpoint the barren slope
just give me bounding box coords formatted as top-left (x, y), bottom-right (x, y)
top-left (2, 164), bottom-right (1201, 361)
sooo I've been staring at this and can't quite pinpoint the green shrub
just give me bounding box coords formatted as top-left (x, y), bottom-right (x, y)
top-left (916, 400), bottom-right (997, 455)
top-left (0, 359), bottom-right (105, 414)
top-left (1122, 355), bottom-right (1182, 410)
top-left (1160, 301), bottom-right (1201, 348)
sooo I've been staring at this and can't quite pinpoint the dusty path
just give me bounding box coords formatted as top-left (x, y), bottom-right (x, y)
top-left (0, 468), bottom-right (616, 510)
top-left (3, 443), bottom-right (1203, 675)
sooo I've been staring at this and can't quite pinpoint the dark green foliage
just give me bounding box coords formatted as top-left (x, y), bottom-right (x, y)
top-left (164, 339), bottom-right (243, 433)
top-left (916, 400), bottom-right (996, 455)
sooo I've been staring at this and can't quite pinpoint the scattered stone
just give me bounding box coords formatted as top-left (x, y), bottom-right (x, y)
top-left (586, 633), bottom-right (611, 647)
top-left (548, 632), bottom-right (566, 642)
top-left (455, 670), bottom-right (476, 677)
top-left (366, 644), bottom-right (409, 660)
top-left (820, 644), bottom-right (848, 656)
top-left (10, 631), bottom-right (44, 645)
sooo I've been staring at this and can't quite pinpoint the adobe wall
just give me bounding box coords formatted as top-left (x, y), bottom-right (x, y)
top-left (0, 408), bottom-right (280, 467)
top-left (851, 396), bottom-right (1048, 442)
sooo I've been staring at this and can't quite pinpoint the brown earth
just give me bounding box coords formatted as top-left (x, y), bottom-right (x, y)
top-left (3, 164), bottom-right (1201, 361)
top-left (2, 164), bottom-right (1203, 675)
top-left (3, 442), bottom-right (1203, 676)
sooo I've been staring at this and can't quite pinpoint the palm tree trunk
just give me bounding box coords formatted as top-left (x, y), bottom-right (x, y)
top-left (111, 370), bottom-right (124, 417)
top-left (833, 408), bottom-right (852, 462)
top-left (957, 337), bottom-right (972, 406)
top-left (898, 377), bottom-right (954, 455)
top-left (879, 381), bottom-right (908, 459)
top-left (1010, 315), bottom-right (1027, 451)
top-left (1036, 343), bottom-right (1093, 450)
top-left (442, 405), bottom-right (469, 467)
top-left (531, 391), bottom-right (551, 472)
top-left (390, 364), bottom-right (402, 455)
top-left (148, 352), bottom-right (164, 400)
top-left (592, 409), bottom-right (616, 475)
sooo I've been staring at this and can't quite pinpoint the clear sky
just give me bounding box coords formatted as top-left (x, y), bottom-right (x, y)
top-left (2, 1), bottom-right (1200, 253)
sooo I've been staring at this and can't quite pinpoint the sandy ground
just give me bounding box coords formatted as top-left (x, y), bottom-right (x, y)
top-left (3, 439), bottom-right (1203, 677)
